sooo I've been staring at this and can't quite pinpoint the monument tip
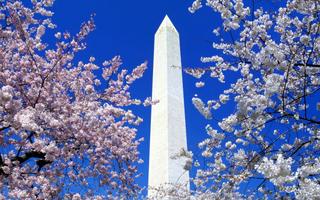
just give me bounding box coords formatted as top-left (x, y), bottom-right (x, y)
top-left (156, 15), bottom-right (178, 34)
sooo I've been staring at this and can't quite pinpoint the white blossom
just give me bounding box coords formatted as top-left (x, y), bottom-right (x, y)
top-left (195, 81), bottom-right (205, 88)
top-left (192, 97), bottom-right (212, 119)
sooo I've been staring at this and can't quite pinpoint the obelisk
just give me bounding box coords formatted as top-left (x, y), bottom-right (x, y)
top-left (148, 15), bottom-right (189, 196)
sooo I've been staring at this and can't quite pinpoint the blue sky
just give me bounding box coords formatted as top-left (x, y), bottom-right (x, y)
top-left (49, 0), bottom-right (232, 195)
top-left (13, 0), bottom-right (319, 198)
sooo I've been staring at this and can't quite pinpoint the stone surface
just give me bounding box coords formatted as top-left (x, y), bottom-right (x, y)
top-left (148, 15), bottom-right (189, 196)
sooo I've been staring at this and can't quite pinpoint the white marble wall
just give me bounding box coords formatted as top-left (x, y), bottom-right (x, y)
top-left (148, 15), bottom-right (189, 197)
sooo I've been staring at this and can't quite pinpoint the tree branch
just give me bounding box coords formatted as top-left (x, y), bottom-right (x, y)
top-left (14, 151), bottom-right (46, 164)
top-left (0, 125), bottom-right (10, 132)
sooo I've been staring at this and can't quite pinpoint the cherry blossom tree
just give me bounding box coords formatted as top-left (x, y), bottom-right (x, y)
top-left (0, 0), bottom-right (149, 199)
top-left (161, 0), bottom-right (320, 199)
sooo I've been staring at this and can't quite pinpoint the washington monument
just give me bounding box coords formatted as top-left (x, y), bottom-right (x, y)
top-left (148, 15), bottom-right (189, 196)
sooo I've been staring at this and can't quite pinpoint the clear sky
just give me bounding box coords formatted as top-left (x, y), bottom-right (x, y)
top-left (12, 1), bottom-right (319, 198)
top-left (49, 0), bottom-right (229, 195)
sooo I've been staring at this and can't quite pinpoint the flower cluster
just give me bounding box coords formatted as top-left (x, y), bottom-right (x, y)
top-left (0, 0), bottom-right (147, 199)
top-left (177, 0), bottom-right (320, 199)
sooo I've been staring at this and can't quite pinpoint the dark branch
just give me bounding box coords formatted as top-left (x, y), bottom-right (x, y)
top-left (14, 151), bottom-right (46, 164)
top-left (36, 159), bottom-right (52, 172)
top-left (0, 125), bottom-right (10, 132)
top-left (294, 63), bottom-right (320, 68)
top-left (13, 151), bottom-right (52, 172)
